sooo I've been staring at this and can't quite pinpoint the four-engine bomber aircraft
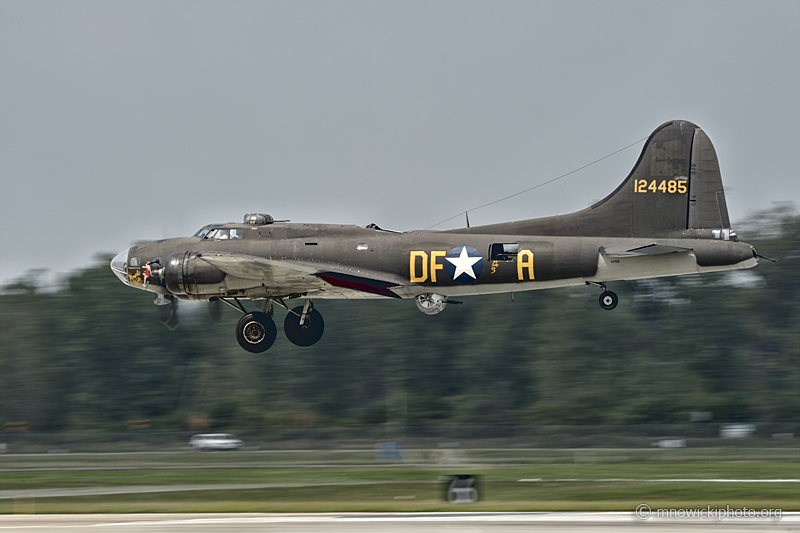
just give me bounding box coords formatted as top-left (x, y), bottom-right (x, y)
top-left (111, 120), bottom-right (767, 352)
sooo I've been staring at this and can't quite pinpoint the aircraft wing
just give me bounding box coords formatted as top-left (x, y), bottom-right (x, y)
top-left (197, 252), bottom-right (403, 298)
top-left (599, 243), bottom-right (693, 257)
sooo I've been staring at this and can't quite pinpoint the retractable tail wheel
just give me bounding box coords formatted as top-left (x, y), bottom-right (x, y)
top-left (236, 311), bottom-right (277, 353)
top-left (599, 290), bottom-right (618, 310)
top-left (284, 306), bottom-right (324, 347)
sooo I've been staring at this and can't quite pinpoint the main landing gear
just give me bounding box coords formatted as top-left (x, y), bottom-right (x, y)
top-left (218, 297), bottom-right (325, 353)
top-left (284, 300), bottom-right (325, 347)
top-left (586, 282), bottom-right (618, 311)
top-left (235, 311), bottom-right (277, 353)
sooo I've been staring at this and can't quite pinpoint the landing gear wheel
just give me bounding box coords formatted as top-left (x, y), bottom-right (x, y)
top-left (599, 290), bottom-right (618, 310)
top-left (284, 306), bottom-right (324, 347)
top-left (236, 312), bottom-right (277, 353)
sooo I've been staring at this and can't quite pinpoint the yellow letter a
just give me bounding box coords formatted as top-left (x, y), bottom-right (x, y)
top-left (517, 250), bottom-right (534, 280)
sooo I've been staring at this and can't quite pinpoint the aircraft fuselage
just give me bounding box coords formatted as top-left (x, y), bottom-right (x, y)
top-left (119, 222), bottom-right (757, 302)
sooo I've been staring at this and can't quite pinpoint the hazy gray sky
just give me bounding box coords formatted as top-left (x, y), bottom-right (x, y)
top-left (1, 0), bottom-right (798, 285)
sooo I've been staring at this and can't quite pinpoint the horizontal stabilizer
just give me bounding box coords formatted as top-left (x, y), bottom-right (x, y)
top-left (600, 243), bottom-right (692, 257)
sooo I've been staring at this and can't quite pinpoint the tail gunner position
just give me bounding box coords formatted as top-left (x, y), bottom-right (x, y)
top-left (111, 121), bottom-right (769, 352)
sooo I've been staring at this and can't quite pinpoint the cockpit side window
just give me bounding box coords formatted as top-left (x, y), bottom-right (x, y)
top-left (230, 229), bottom-right (242, 239)
top-left (195, 228), bottom-right (210, 238)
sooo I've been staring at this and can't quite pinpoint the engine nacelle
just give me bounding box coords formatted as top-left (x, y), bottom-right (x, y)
top-left (164, 251), bottom-right (226, 299)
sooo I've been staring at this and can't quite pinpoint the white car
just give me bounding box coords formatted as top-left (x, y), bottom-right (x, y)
top-left (189, 433), bottom-right (243, 451)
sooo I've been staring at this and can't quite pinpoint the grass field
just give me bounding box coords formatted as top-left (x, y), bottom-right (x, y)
top-left (1, 448), bottom-right (797, 513)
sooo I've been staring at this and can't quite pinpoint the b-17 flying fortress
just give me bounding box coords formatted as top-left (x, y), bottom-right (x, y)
top-left (112, 120), bottom-right (768, 352)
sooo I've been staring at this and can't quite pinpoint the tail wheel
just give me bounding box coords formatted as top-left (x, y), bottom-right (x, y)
top-left (236, 312), bottom-right (277, 353)
top-left (599, 291), bottom-right (618, 310)
top-left (284, 307), bottom-right (324, 347)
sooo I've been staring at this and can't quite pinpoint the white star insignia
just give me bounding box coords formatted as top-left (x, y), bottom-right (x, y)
top-left (446, 246), bottom-right (482, 279)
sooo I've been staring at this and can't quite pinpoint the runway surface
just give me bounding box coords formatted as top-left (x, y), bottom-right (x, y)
top-left (0, 513), bottom-right (797, 532)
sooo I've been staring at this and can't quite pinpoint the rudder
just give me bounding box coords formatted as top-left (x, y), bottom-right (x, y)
top-left (688, 127), bottom-right (731, 230)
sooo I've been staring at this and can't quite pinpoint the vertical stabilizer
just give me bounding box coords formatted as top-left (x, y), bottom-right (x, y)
top-left (457, 120), bottom-right (733, 238)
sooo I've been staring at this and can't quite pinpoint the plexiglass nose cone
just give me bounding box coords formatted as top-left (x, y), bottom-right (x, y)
top-left (110, 248), bottom-right (130, 285)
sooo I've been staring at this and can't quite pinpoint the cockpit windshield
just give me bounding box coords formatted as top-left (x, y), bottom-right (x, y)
top-left (204, 228), bottom-right (242, 240)
top-left (195, 226), bottom-right (243, 239)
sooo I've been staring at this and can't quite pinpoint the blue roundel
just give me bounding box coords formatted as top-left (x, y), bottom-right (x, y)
top-left (444, 246), bottom-right (484, 283)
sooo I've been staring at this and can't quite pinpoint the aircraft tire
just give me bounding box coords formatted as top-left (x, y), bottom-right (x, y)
top-left (599, 290), bottom-right (618, 310)
top-left (284, 307), bottom-right (324, 347)
top-left (235, 312), bottom-right (277, 353)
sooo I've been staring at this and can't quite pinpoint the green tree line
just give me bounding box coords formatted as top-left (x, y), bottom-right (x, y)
top-left (1, 207), bottom-right (798, 432)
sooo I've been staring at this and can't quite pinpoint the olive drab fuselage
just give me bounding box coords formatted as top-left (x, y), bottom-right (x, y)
top-left (120, 226), bottom-right (757, 301)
